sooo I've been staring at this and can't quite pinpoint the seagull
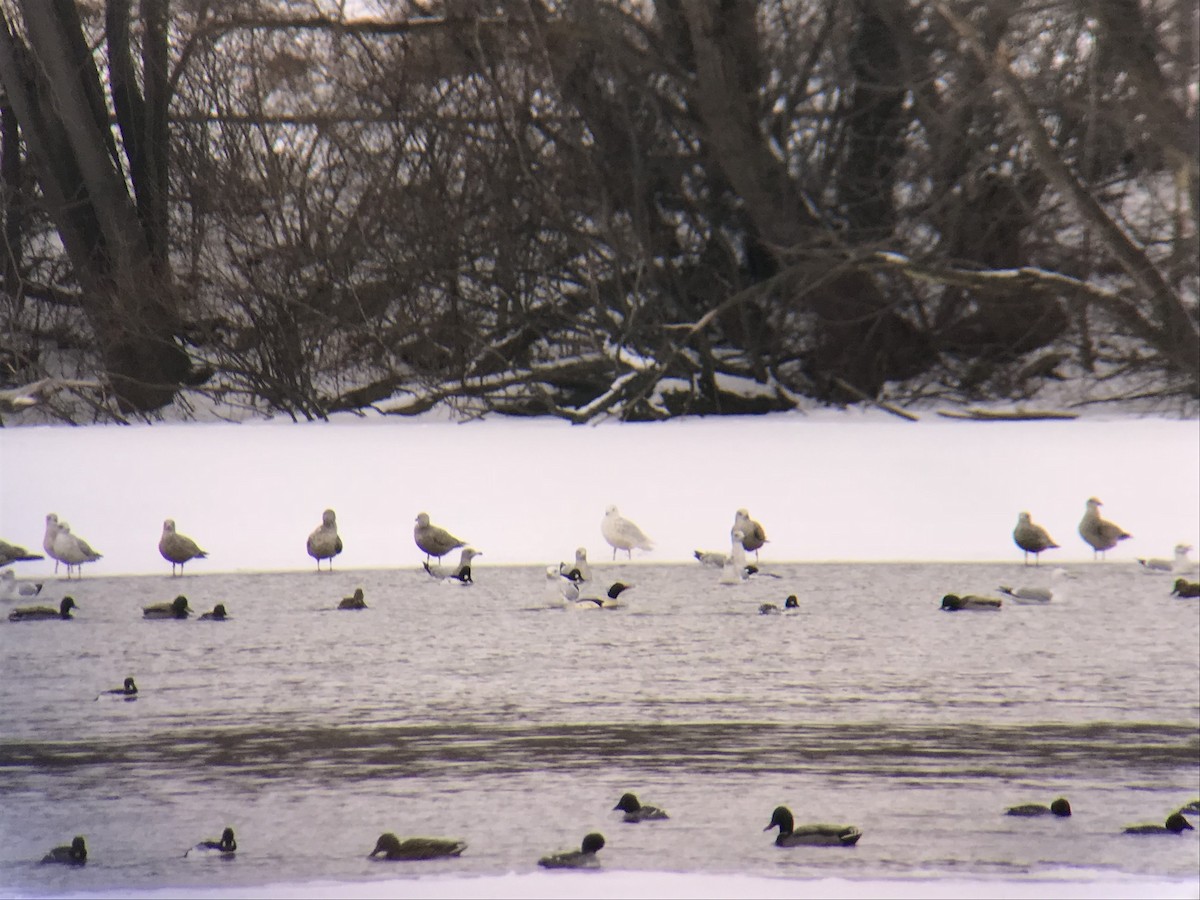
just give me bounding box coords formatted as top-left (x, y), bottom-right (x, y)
top-left (693, 549), bottom-right (728, 568)
top-left (733, 509), bottom-right (768, 561)
top-left (1078, 497), bottom-right (1131, 559)
top-left (0, 570), bottom-right (43, 600)
top-left (558, 547), bottom-right (592, 582)
top-left (159, 519), bottom-right (208, 576)
top-left (42, 514), bottom-right (62, 573)
top-left (0, 538), bottom-right (43, 568)
top-left (601, 506), bottom-right (653, 560)
top-left (998, 569), bottom-right (1070, 604)
top-left (49, 518), bottom-right (102, 578)
top-left (719, 529), bottom-right (750, 585)
top-left (423, 547), bottom-right (481, 583)
top-left (1012, 512), bottom-right (1059, 566)
top-left (545, 565), bottom-right (581, 606)
top-left (414, 512), bottom-right (466, 563)
top-left (306, 509), bottom-right (343, 572)
top-left (1137, 544), bottom-right (1193, 573)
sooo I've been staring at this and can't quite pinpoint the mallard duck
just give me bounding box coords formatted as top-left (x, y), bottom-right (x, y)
top-left (764, 805), bottom-right (862, 847)
top-left (307, 509), bottom-right (343, 572)
top-left (941, 594), bottom-right (1002, 611)
top-left (537, 832), bottom-right (605, 868)
top-left (1122, 812), bottom-right (1194, 835)
top-left (1006, 798), bottom-right (1071, 817)
top-left (143, 595), bottom-right (191, 619)
top-left (199, 604), bottom-right (228, 620)
top-left (338, 589), bottom-right (367, 610)
top-left (414, 513), bottom-right (466, 563)
top-left (185, 826), bottom-right (237, 857)
top-left (41, 835), bottom-right (87, 865)
top-left (9, 595), bottom-right (77, 621)
top-left (1078, 497), bottom-right (1131, 559)
top-left (1171, 579), bottom-right (1200, 598)
top-left (97, 677), bottom-right (138, 700)
top-left (369, 832), bottom-right (466, 860)
top-left (159, 519), bottom-right (208, 576)
top-left (614, 792), bottom-right (668, 822)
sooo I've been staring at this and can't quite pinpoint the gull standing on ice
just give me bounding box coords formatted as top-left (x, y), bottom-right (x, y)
top-left (0, 538), bottom-right (43, 568)
top-left (1137, 544), bottom-right (1193, 573)
top-left (719, 529), bottom-right (750, 585)
top-left (1012, 512), bottom-right (1059, 566)
top-left (307, 509), bottom-right (343, 572)
top-left (48, 518), bottom-right (102, 578)
top-left (1078, 497), bottom-right (1131, 559)
top-left (733, 509), bottom-right (768, 561)
top-left (414, 512), bottom-right (466, 563)
top-left (159, 519), bottom-right (208, 576)
top-left (601, 506), bottom-right (654, 560)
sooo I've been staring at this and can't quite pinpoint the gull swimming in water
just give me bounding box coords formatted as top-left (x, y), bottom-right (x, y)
top-left (0, 569), bottom-right (43, 601)
top-left (423, 547), bottom-right (480, 584)
top-left (601, 506), bottom-right (653, 560)
top-left (1137, 544), bottom-right (1193, 574)
top-left (0, 538), bottom-right (43, 568)
top-left (998, 568), bottom-right (1070, 604)
top-left (733, 509), bottom-right (768, 561)
top-left (719, 529), bottom-right (750, 585)
top-left (1078, 497), bottom-right (1131, 559)
top-left (48, 518), bottom-right (102, 578)
top-left (1012, 512), bottom-right (1059, 566)
top-left (159, 519), bottom-right (208, 576)
top-left (558, 547), bottom-right (592, 582)
top-left (414, 512), bottom-right (466, 563)
top-left (306, 509), bottom-right (343, 572)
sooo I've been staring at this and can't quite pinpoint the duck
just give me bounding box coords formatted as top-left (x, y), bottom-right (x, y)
top-left (41, 835), bottom-right (87, 865)
top-left (764, 805), bottom-right (862, 847)
top-left (559, 547), bottom-right (592, 582)
top-left (307, 509), bottom-right (343, 572)
top-left (338, 588), bottom-right (367, 610)
top-left (941, 594), bottom-right (1002, 611)
top-left (159, 519), bottom-right (208, 576)
top-left (784, 595), bottom-right (799, 609)
top-left (759, 603), bottom-right (780, 615)
top-left (613, 792), bottom-right (669, 822)
top-left (1005, 798), bottom-right (1071, 817)
top-left (1122, 812), bottom-right (1194, 835)
top-left (423, 547), bottom-right (481, 583)
top-left (0, 569), bottom-right (43, 600)
top-left (732, 508), bottom-right (768, 561)
top-left (369, 832), bottom-right (467, 860)
top-left (1137, 544), bottom-right (1193, 573)
top-left (575, 582), bottom-right (634, 609)
top-left (414, 512), bottom-right (466, 563)
top-left (199, 604), bottom-right (228, 620)
top-left (185, 826), bottom-right (237, 857)
top-left (1012, 512), bottom-right (1059, 566)
top-left (9, 595), bottom-right (77, 621)
top-left (97, 677), bottom-right (138, 700)
top-left (601, 506), bottom-right (653, 560)
top-left (144, 595), bottom-right (192, 619)
top-left (537, 832), bottom-right (605, 869)
top-left (0, 538), bottom-right (43, 568)
top-left (1078, 497), bottom-right (1131, 559)
top-left (1172, 579), bottom-right (1200, 598)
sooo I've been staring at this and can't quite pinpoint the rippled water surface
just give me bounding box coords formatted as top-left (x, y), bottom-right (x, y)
top-left (1, 561), bottom-right (1197, 896)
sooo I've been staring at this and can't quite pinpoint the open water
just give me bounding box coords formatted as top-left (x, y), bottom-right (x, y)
top-left (1, 561), bottom-right (1197, 897)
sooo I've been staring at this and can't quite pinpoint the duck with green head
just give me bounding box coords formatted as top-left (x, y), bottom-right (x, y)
top-left (537, 832), bottom-right (605, 868)
top-left (765, 806), bottom-right (862, 847)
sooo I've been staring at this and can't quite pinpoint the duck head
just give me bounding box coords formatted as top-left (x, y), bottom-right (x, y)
top-left (607, 582), bottom-right (633, 600)
top-left (220, 827), bottom-right (237, 851)
top-left (123, 677), bottom-right (137, 694)
top-left (1166, 813), bottom-right (1194, 833)
top-left (613, 793), bottom-right (641, 813)
top-left (580, 833), bottom-right (605, 854)
top-left (171, 595), bottom-right (191, 616)
top-left (764, 806), bottom-right (794, 834)
top-left (1050, 798), bottom-right (1071, 817)
top-left (69, 836), bottom-right (87, 862)
top-left (370, 833), bottom-right (401, 857)
top-left (60, 596), bottom-right (78, 617)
